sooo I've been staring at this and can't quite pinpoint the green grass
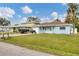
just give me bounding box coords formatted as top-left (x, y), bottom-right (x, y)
top-left (0, 33), bottom-right (79, 56)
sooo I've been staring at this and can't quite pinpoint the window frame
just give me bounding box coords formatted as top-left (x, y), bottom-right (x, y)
top-left (60, 27), bottom-right (65, 30)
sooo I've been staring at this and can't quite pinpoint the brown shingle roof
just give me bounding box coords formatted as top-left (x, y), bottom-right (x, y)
top-left (34, 19), bottom-right (72, 27)
top-left (40, 19), bottom-right (67, 25)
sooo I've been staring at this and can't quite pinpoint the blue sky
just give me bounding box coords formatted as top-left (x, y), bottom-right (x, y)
top-left (0, 3), bottom-right (68, 25)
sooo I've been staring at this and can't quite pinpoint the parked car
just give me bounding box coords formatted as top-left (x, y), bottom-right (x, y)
top-left (18, 28), bottom-right (36, 34)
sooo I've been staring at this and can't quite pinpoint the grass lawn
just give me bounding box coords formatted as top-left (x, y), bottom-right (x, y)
top-left (0, 32), bottom-right (19, 35)
top-left (0, 33), bottom-right (79, 56)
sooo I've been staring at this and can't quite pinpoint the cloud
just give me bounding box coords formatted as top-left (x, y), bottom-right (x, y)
top-left (21, 6), bottom-right (32, 14)
top-left (51, 11), bottom-right (58, 19)
top-left (41, 17), bottom-right (51, 23)
top-left (51, 11), bottom-right (67, 22)
top-left (0, 7), bottom-right (15, 18)
top-left (19, 17), bottom-right (27, 23)
top-left (22, 17), bottom-right (27, 21)
top-left (62, 3), bottom-right (67, 6)
top-left (59, 13), bottom-right (67, 22)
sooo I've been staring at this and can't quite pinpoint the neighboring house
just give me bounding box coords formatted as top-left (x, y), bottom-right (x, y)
top-left (0, 26), bottom-right (13, 32)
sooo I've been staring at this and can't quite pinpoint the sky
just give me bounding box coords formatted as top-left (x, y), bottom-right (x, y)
top-left (0, 3), bottom-right (68, 25)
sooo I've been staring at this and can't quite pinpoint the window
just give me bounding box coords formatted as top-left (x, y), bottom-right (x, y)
top-left (47, 27), bottom-right (51, 31)
top-left (42, 27), bottom-right (46, 30)
top-left (40, 27), bottom-right (46, 31)
top-left (60, 27), bottom-right (65, 30)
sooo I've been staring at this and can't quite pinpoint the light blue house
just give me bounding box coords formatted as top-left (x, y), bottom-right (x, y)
top-left (33, 19), bottom-right (75, 34)
top-left (0, 19), bottom-right (76, 34)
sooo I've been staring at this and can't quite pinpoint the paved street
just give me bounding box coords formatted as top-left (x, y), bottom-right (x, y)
top-left (0, 42), bottom-right (54, 56)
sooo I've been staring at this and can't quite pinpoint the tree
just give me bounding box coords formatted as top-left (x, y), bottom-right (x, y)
top-left (0, 17), bottom-right (10, 39)
top-left (0, 17), bottom-right (10, 26)
top-left (65, 3), bottom-right (78, 23)
top-left (65, 3), bottom-right (78, 34)
top-left (27, 16), bottom-right (41, 24)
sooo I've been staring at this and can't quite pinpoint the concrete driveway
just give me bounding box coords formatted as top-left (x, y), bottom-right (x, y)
top-left (0, 33), bottom-right (32, 38)
top-left (0, 42), bottom-right (54, 56)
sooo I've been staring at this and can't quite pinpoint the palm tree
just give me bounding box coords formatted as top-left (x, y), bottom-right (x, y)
top-left (65, 3), bottom-right (78, 34)
top-left (65, 3), bottom-right (78, 23)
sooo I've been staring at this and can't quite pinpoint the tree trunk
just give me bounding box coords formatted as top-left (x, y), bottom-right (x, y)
top-left (2, 32), bottom-right (5, 40)
top-left (7, 32), bottom-right (9, 38)
top-left (73, 23), bottom-right (75, 34)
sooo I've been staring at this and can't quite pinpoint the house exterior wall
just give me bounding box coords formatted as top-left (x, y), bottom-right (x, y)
top-left (52, 26), bottom-right (72, 34)
top-left (33, 25), bottom-right (73, 34)
top-left (74, 28), bottom-right (77, 34)
top-left (0, 24), bottom-right (75, 34)
top-left (33, 27), bottom-right (40, 34)
top-left (9, 28), bottom-right (14, 32)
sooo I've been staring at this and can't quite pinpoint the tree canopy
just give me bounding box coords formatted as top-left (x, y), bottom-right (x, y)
top-left (65, 3), bottom-right (79, 32)
top-left (0, 17), bottom-right (10, 26)
top-left (27, 16), bottom-right (41, 24)
top-left (65, 3), bottom-right (78, 24)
